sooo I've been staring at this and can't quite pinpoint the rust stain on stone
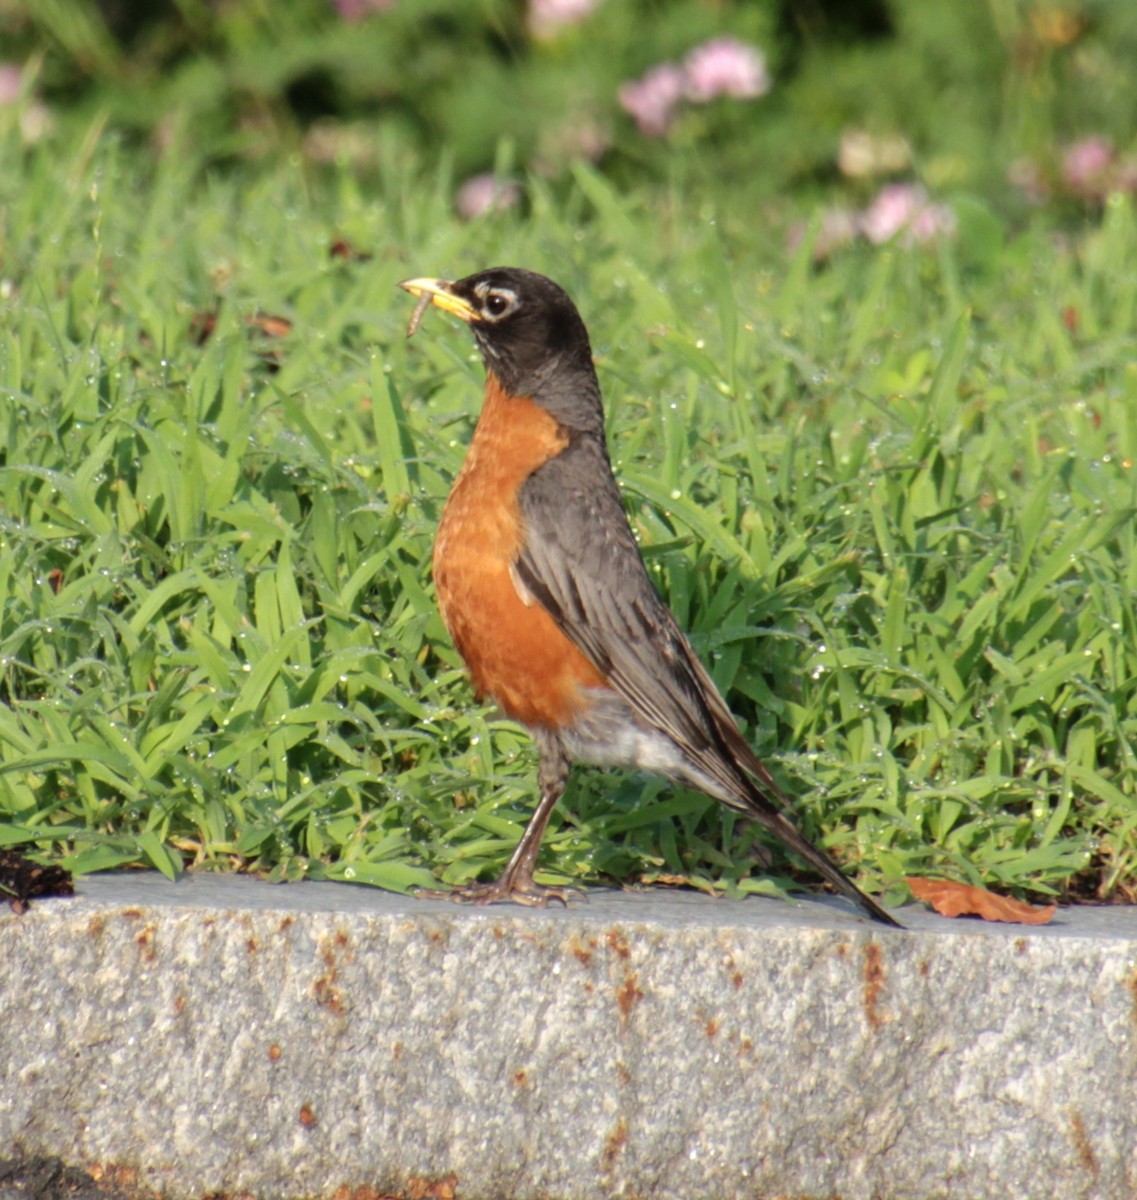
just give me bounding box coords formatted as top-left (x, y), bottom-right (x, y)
top-left (605, 928), bottom-right (631, 961)
top-left (719, 947), bottom-right (744, 991)
top-left (406, 1172), bottom-right (458, 1200)
top-left (88, 1163), bottom-right (140, 1190)
top-left (1068, 1108), bottom-right (1099, 1176)
top-left (863, 941), bottom-right (885, 1030)
top-left (602, 1116), bottom-right (628, 1172)
top-left (134, 924), bottom-right (157, 963)
top-left (616, 972), bottom-right (644, 1019)
top-left (314, 936), bottom-right (346, 1014)
top-left (313, 973), bottom-right (346, 1016)
top-left (569, 933), bottom-right (596, 967)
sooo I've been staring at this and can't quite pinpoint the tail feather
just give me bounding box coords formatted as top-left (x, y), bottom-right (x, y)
top-left (749, 792), bottom-right (900, 928)
top-left (688, 663), bottom-right (900, 927)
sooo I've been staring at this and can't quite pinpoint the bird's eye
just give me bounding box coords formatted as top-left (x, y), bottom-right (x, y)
top-left (483, 290), bottom-right (513, 318)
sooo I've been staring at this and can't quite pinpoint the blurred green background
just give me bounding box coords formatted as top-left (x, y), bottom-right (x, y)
top-left (6, 0), bottom-right (1137, 212)
top-left (1, 0), bottom-right (1135, 909)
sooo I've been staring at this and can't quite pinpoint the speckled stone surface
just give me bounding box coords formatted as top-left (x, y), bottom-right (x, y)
top-left (2, 873), bottom-right (1136, 1200)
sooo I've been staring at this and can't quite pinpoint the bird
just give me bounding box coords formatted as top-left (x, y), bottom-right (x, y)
top-left (398, 267), bottom-right (900, 928)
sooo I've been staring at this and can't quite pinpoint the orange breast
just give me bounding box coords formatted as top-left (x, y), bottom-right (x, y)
top-left (432, 373), bottom-right (607, 729)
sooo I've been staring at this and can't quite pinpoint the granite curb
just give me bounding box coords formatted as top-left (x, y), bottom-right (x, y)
top-left (2, 873), bottom-right (1136, 1199)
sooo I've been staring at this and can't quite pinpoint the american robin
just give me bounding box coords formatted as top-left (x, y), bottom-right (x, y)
top-left (399, 267), bottom-right (899, 927)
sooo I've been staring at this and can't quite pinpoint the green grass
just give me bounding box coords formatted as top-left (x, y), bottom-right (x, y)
top-left (1, 122), bottom-right (1134, 907)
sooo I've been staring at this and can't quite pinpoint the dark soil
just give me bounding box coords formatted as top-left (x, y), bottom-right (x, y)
top-left (0, 851), bottom-right (74, 914)
top-left (0, 1156), bottom-right (139, 1200)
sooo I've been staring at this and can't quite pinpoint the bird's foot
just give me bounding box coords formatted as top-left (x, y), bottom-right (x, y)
top-left (417, 874), bottom-right (585, 908)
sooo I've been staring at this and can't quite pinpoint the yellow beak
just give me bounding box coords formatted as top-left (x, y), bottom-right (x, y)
top-left (398, 277), bottom-right (478, 324)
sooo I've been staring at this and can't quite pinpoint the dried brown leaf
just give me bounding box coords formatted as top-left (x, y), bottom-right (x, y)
top-left (247, 312), bottom-right (293, 338)
top-left (906, 877), bottom-right (1056, 924)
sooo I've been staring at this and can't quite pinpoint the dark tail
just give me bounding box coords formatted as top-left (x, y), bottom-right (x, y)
top-left (750, 792), bottom-right (902, 928)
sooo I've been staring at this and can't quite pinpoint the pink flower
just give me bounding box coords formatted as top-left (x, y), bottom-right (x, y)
top-left (861, 183), bottom-right (954, 246)
top-left (861, 183), bottom-right (926, 244)
top-left (683, 37), bottom-right (770, 102)
top-left (620, 37), bottom-right (771, 137)
top-left (1061, 136), bottom-right (1114, 196)
top-left (0, 64), bottom-right (23, 106)
top-left (528, 0), bottom-right (599, 40)
top-left (618, 63), bottom-right (687, 137)
top-left (906, 201), bottom-right (957, 243)
top-left (330, 0), bottom-right (394, 21)
top-left (455, 174), bottom-right (521, 220)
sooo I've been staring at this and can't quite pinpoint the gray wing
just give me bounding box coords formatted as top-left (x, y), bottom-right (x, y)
top-left (514, 434), bottom-right (785, 812)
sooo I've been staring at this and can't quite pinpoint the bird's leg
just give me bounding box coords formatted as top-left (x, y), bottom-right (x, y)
top-left (418, 745), bottom-right (584, 907)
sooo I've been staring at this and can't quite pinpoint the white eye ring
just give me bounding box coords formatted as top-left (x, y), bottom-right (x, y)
top-left (475, 284), bottom-right (518, 321)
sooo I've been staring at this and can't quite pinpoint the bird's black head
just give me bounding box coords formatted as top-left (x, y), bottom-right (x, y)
top-left (400, 267), bottom-right (604, 434)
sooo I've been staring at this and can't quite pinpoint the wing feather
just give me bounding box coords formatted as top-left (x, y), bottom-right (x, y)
top-left (516, 436), bottom-right (773, 809)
